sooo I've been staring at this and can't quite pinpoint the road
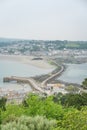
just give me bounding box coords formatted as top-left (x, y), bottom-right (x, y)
top-left (41, 63), bottom-right (64, 88)
top-left (3, 62), bottom-right (65, 95)
top-left (3, 76), bottom-right (46, 94)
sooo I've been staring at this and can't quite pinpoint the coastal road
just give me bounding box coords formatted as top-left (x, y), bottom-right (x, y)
top-left (41, 62), bottom-right (64, 88)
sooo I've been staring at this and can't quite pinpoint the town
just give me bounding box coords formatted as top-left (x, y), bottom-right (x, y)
top-left (0, 38), bottom-right (87, 61)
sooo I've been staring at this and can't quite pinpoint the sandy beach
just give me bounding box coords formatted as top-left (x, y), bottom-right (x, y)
top-left (0, 54), bottom-right (55, 69)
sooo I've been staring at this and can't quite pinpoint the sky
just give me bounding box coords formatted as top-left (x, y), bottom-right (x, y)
top-left (0, 0), bottom-right (87, 40)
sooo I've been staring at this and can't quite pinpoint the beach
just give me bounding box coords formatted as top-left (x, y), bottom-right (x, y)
top-left (0, 54), bottom-right (54, 69)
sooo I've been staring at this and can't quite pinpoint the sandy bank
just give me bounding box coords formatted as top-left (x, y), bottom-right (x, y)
top-left (0, 54), bottom-right (55, 69)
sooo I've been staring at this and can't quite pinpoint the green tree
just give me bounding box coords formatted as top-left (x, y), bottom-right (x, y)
top-left (23, 94), bottom-right (64, 120)
top-left (60, 93), bottom-right (87, 109)
top-left (65, 85), bottom-right (79, 93)
top-left (82, 78), bottom-right (87, 89)
top-left (57, 108), bottom-right (87, 130)
top-left (0, 97), bottom-right (7, 111)
top-left (1, 104), bottom-right (25, 122)
top-left (0, 97), bottom-right (7, 129)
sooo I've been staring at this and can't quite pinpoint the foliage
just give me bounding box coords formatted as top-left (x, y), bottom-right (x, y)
top-left (1, 115), bottom-right (56, 130)
top-left (1, 104), bottom-right (24, 121)
top-left (0, 97), bottom-right (7, 111)
top-left (57, 108), bottom-right (87, 130)
top-left (0, 97), bottom-right (7, 130)
top-left (1, 94), bottom-right (64, 122)
top-left (59, 93), bottom-right (87, 109)
top-left (82, 78), bottom-right (87, 89)
top-left (65, 85), bottom-right (79, 93)
top-left (22, 94), bottom-right (64, 120)
top-left (1, 93), bottom-right (87, 130)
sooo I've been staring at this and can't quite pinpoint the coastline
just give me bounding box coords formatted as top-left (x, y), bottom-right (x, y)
top-left (41, 64), bottom-right (65, 88)
top-left (0, 54), bottom-right (55, 70)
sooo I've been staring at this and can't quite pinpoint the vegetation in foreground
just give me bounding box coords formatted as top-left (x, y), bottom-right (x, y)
top-left (0, 92), bottom-right (87, 130)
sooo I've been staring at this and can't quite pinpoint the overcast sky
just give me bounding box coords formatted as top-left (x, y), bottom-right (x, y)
top-left (0, 0), bottom-right (87, 40)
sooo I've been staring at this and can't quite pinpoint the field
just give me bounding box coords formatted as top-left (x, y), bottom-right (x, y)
top-left (65, 42), bottom-right (80, 48)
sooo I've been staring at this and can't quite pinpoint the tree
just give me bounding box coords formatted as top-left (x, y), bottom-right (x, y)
top-left (0, 97), bottom-right (7, 129)
top-left (60, 93), bottom-right (87, 109)
top-left (57, 109), bottom-right (87, 130)
top-left (82, 78), bottom-right (87, 89)
top-left (0, 97), bottom-right (7, 111)
top-left (65, 85), bottom-right (79, 93)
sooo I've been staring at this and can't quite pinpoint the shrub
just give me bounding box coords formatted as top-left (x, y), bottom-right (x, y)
top-left (1, 115), bottom-right (56, 130)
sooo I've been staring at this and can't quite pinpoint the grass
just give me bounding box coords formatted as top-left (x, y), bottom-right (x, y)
top-left (65, 43), bottom-right (80, 48)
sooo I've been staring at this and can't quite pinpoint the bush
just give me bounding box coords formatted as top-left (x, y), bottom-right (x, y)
top-left (1, 115), bottom-right (56, 130)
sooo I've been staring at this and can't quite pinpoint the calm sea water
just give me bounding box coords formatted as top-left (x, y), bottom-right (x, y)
top-left (0, 60), bottom-right (53, 89)
top-left (1, 60), bottom-right (87, 89)
top-left (58, 63), bottom-right (87, 84)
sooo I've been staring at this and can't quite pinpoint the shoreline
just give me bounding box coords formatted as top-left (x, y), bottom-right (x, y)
top-left (0, 54), bottom-right (55, 70)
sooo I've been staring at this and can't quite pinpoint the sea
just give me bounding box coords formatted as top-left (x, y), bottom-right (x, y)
top-left (1, 60), bottom-right (87, 91)
top-left (58, 63), bottom-right (87, 84)
top-left (0, 59), bottom-right (53, 91)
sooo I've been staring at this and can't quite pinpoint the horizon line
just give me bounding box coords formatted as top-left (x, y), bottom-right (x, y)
top-left (0, 37), bottom-right (87, 42)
